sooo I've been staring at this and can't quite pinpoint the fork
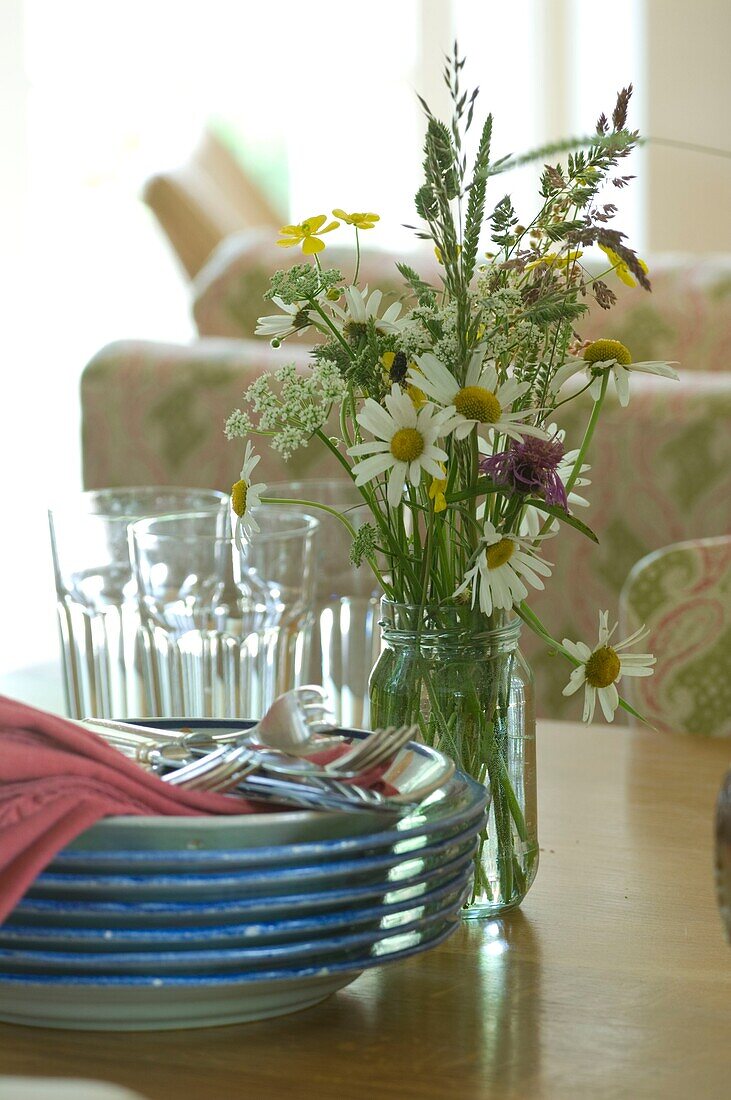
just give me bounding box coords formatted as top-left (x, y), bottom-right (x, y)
top-left (77, 686), bottom-right (338, 764)
top-left (160, 724), bottom-right (417, 791)
top-left (160, 744), bottom-right (391, 809)
top-left (162, 743), bottom-right (260, 791)
top-left (254, 722), bottom-right (417, 780)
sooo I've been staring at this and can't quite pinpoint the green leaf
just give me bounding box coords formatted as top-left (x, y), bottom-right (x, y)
top-left (396, 262), bottom-right (437, 307)
top-left (523, 498), bottom-right (600, 543)
top-left (618, 696), bottom-right (656, 728)
top-left (462, 113), bottom-right (492, 285)
top-left (446, 477), bottom-right (504, 503)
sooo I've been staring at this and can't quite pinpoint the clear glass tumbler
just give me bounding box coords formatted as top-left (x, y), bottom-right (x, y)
top-left (269, 479), bottom-right (382, 727)
top-left (49, 488), bottom-right (229, 719)
top-left (130, 509), bottom-right (318, 719)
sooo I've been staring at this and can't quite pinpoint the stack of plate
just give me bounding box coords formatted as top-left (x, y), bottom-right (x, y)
top-left (0, 723), bottom-right (486, 1030)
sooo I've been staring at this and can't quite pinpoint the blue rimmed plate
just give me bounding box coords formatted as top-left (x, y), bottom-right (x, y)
top-left (29, 823), bottom-right (479, 903)
top-left (51, 771), bottom-right (486, 874)
top-left (0, 915), bottom-right (460, 1029)
top-left (9, 848), bottom-right (475, 929)
top-left (0, 883), bottom-right (469, 975)
top-left (0, 868), bottom-right (471, 952)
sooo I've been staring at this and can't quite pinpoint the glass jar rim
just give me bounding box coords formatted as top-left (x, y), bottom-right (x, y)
top-left (378, 599), bottom-right (522, 643)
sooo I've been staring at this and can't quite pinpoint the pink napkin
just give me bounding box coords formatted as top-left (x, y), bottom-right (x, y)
top-left (0, 696), bottom-right (276, 924)
top-left (0, 696), bottom-right (399, 925)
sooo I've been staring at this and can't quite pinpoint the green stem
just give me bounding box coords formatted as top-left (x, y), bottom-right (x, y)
top-left (353, 228), bottom-right (361, 285)
top-left (310, 300), bottom-right (352, 357)
top-left (262, 494), bottom-right (389, 595)
top-left (564, 371), bottom-right (608, 496)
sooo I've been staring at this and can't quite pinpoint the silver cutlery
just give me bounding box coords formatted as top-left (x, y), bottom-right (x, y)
top-left (76, 685), bottom-right (339, 763)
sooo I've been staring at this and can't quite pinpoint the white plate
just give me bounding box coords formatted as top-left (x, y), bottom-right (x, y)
top-left (52, 773), bottom-right (485, 873)
top-left (65, 721), bottom-right (453, 853)
top-left (0, 917), bottom-right (458, 1030)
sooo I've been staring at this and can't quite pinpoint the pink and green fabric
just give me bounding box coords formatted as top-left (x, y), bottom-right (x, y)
top-left (619, 536), bottom-right (731, 737)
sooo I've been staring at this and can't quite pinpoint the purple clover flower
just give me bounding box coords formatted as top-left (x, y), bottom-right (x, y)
top-left (480, 435), bottom-right (568, 509)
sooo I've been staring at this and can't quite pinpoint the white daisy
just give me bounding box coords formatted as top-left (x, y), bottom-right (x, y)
top-left (411, 350), bottom-right (547, 442)
top-left (454, 519), bottom-right (552, 616)
top-left (562, 610), bottom-right (656, 723)
top-left (231, 441), bottom-right (267, 546)
top-left (255, 297), bottom-right (314, 340)
top-left (330, 285), bottom-right (404, 336)
top-left (550, 339), bottom-right (679, 407)
top-left (348, 385), bottom-right (457, 508)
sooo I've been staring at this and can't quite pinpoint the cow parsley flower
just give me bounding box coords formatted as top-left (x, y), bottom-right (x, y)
top-left (562, 611), bottom-right (656, 723)
top-left (348, 385), bottom-right (457, 507)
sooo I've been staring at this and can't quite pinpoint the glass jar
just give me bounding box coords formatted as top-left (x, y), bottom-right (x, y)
top-left (369, 600), bottom-right (539, 917)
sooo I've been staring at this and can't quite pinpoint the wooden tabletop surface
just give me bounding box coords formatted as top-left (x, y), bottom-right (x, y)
top-left (1, 721), bottom-right (729, 1100)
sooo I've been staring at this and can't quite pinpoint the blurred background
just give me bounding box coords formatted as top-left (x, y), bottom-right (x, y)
top-left (0, 0), bottom-right (729, 683)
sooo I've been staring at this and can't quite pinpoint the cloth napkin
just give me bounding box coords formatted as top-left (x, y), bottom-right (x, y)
top-left (0, 695), bottom-right (392, 925)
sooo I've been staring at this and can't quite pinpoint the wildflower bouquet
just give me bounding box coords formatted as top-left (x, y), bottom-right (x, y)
top-left (226, 49), bottom-right (678, 914)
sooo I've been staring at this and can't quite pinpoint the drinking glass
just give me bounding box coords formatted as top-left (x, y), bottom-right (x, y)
top-left (49, 488), bottom-right (229, 719)
top-left (269, 479), bottom-right (382, 727)
top-left (130, 509), bottom-right (318, 719)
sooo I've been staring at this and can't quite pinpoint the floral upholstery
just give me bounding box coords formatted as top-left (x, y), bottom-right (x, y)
top-left (523, 377), bottom-right (731, 719)
top-left (619, 537), bottom-right (731, 736)
top-left (81, 244), bottom-right (731, 721)
top-left (580, 255), bottom-right (731, 372)
top-left (81, 339), bottom-right (339, 492)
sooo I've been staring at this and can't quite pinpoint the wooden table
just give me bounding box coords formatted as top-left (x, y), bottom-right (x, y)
top-left (1, 722), bottom-right (729, 1099)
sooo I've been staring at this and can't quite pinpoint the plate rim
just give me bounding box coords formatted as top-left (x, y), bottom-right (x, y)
top-left (53, 773), bottom-right (486, 869)
top-left (0, 913), bottom-right (460, 988)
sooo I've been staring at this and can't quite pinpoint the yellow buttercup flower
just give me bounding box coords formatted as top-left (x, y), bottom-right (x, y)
top-left (526, 249), bottom-right (583, 272)
top-left (599, 244), bottom-right (649, 288)
top-left (277, 215), bottom-right (340, 255)
top-left (434, 244), bottom-right (461, 265)
top-left (332, 209), bottom-right (380, 230)
top-left (406, 383), bottom-right (427, 409)
top-left (428, 465), bottom-right (448, 513)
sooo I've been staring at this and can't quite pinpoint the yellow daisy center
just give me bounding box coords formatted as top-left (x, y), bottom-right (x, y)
top-left (583, 339), bottom-right (632, 366)
top-left (231, 479), bottom-right (248, 517)
top-left (454, 385), bottom-right (502, 424)
top-left (390, 427), bottom-right (424, 463)
top-left (585, 645), bottom-right (621, 688)
top-left (485, 538), bottom-right (515, 569)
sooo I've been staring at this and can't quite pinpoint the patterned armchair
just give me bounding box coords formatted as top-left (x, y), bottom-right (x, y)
top-left (619, 536), bottom-right (731, 736)
top-left (80, 236), bottom-right (731, 720)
